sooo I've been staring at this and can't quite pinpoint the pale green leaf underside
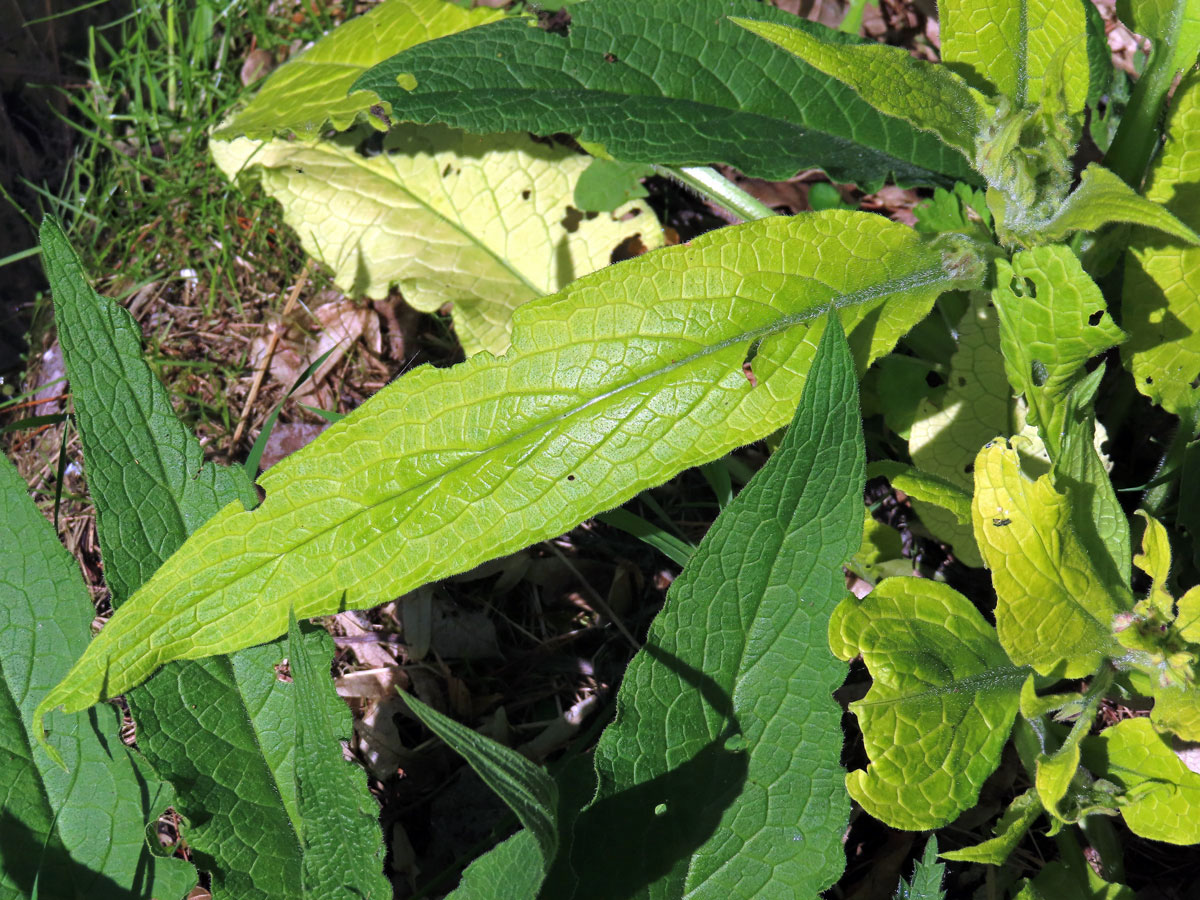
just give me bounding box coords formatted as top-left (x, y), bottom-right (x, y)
top-left (992, 245), bottom-right (1126, 450)
top-left (289, 616), bottom-right (389, 897)
top-left (0, 453), bottom-right (197, 900)
top-left (1039, 164), bottom-right (1200, 245)
top-left (354, 0), bottom-right (976, 186)
top-left (212, 124), bottom-right (660, 356)
top-left (938, 0), bottom-right (1089, 112)
top-left (1084, 717), bottom-right (1200, 843)
top-left (41, 216), bottom-right (314, 898)
top-left (1123, 71), bottom-right (1200, 416)
top-left (732, 17), bottom-right (990, 160)
top-left (564, 318), bottom-right (861, 898)
top-left (216, 0), bottom-right (504, 141)
top-left (830, 577), bottom-right (1025, 830)
top-left (38, 213), bottom-right (975, 742)
top-left (972, 441), bottom-right (1122, 677)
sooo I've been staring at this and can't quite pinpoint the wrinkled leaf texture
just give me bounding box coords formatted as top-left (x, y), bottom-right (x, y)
top-left (354, 0), bottom-right (976, 186)
top-left (37, 212), bottom-right (980, 743)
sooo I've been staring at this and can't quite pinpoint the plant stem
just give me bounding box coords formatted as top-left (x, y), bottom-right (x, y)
top-left (1104, 45), bottom-right (1176, 189)
top-left (655, 165), bottom-right (776, 222)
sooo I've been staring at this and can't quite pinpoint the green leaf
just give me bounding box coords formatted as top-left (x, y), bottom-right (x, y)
top-left (41, 216), bottom-right (321, 897)
top-left (829, 577), bottom-right (1026, 830)
top-left (1054, 367), bottom-right (1131, 593)
top-left (353, 0), bottom-right (977, 186)
top-left (1117, 0), bottom-right (1200, 79)
top-left (732, 16), bottom-right (991, 160)
top-left (557, 315), bottom-right (861, 896)
top-left (38, 212), bottom-right (980, 741)
top-left (992, 245), bottom-right (1127, 456)
top-left (913, 182), bottom-right (993, 236)
top-left (573, 158), bottom-right (653, 213)
top-left (1085, 0), bottom-right (1116, 106)
top-left (288, 611), bottom-right (389, 898)
top-left (909, 292), bottom-right (1010, 567)
top-left (215, 0), bottom-right (504, 141)
top-left (402, 692), bottom-right (558, 870)
top-left (1037, 164), bottom-right (1200, 245)
top-left (972, 440), bottom-right (1124, 676)
top-left (895, 836), bottom-right (946, 900)
top-left (1122, 71), bottom-right (1200, 416)
top-left (1083, 717), bottom-right (1200, 843)
top-left (939, 788), bottom-right (1043, 865)
top-left (0, 452), bottom-right (197, 899)
top-left (451, 831), bottom-right (545, 900)
top-left (866, 460), bottom-right (975, 530)
top-left (938, 0), bottom-right (1090, 112)
top-left (212, 124), bottom-right (659, 357)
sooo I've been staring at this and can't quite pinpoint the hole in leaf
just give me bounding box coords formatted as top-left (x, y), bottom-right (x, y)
top-left (925, 371), bottom-right (945, 388)
top-left (611, 233), bottom-right (647, 264)
top-left (567, 474), bottom-right (576, 481)
top-left (1088, 310), bottom-right (1105, 326)
top-left (521, 189), bottom-right (532, 200)
top-left (539, 8), bottom-right (570, 35)
top-left (604, 52), bottom-right (618, 63)
top-left (560, 206), bottom-right (584, 233)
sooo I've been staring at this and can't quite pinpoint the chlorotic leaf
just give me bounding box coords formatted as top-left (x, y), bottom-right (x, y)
top-left (353, 0), bottom-right (977, 186)
top-left (939, 788), bottom-right (1043, 865)
top-left (37, 213), bottom-right (980, 743)
top-left (0, 452), bottom-right (197, 899)
top-left (41, 215), bottom-right (324, 898)
top-left (212, 124), bottom-right (659, 356)
top-left (1038, 164), bottom-right (1200, 245)
top-left (909, 292), bottom-right (1010, 567)
top-left (972, 440), bottom-right (1123, 676)
top-left (557, 315), bottom-right (862, 897)
top-left (1083, 717), bottom-right (1200, 843)
top-left (732, 16), bottom-right (991, 160)
top-left (288, 612), bottom-right (389, 897)
top-left (1123, 71), bottom-right (1200, 415)
top-left (216, 0), bottom-right (504, 140)
top-left (938, 0), bottom-right (1090, 112)
top-left (830, 577), bottom-right (1026, 830)
top-left (992, 245), bottom-right (1126, 456)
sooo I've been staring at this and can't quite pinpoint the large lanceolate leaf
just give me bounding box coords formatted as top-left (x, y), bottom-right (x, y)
top-left (731, 17), bottom-right (990, 161)
top-left (972, 441), bottom-right (1124, 677)
top-left (829, 578), bottom-right (1026, 830)
top-left (212, 125), bottom-right (659, 357)
top-left (1123, 71), bottom-right (1200, 416)
top-left (0, 453), bottom-right (197, 900)
top-left (287, 614), bottom-right (389, 898)
top-left (354, 0), bottom-right (976, 186)
top-left (937, 0), bottom-right (1090, 112)
top-left (37, 212), bottom-right (982, 764)
top-left (215, 0), bottom-right (503, 141)
top-left (558, 317), bottom-right (862, 898)
top-left (39, 217), bottom-right (346, 898)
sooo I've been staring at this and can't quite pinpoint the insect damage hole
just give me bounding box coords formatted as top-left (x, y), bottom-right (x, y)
top-left (741, 338), bottom-right (763, 387)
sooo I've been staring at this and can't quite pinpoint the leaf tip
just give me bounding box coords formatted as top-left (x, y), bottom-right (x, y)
top-left (32, 698), bottom-right (68, 771)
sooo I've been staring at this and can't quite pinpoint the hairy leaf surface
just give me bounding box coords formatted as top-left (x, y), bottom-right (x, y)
top-left (559, 317), bottom-right (861, 897)
top-left (1038, 164), bottom-right (1200, 245)
top-left (972, 441), bottom-right (1123, 676)
top-left (1083, 718), bottom-right (1200, 843)
top-left (830, 577), bottom-right (1025, 829)
top-left (732, 17), bottom-right (990, 159)
top-left (288, 613), bottom-right (389, 897)
top-left (38, 213), bottom-right (978, 742)
top-left (354, 0), bottom-right (976, 185)
top-left (0, 453), bottom-right (197, 900)
top-left (992, 246), bottom-right (1126, 456)
top-left (1123, 71), bottom-right (1200, 415)
top-left (212, 124), bottom-right (659, 356)
top-left (938, 0), bottom-right (1089, 111)
top-left (216, 0), bottom-right (503, 140)
top-left (41, 216), bottom-right (335, 898)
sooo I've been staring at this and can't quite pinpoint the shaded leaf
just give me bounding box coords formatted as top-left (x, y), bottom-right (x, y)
top-left (559, 315), bottom-right (862, 897)
top-left (939, 789), bottom-right (1043, 865)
